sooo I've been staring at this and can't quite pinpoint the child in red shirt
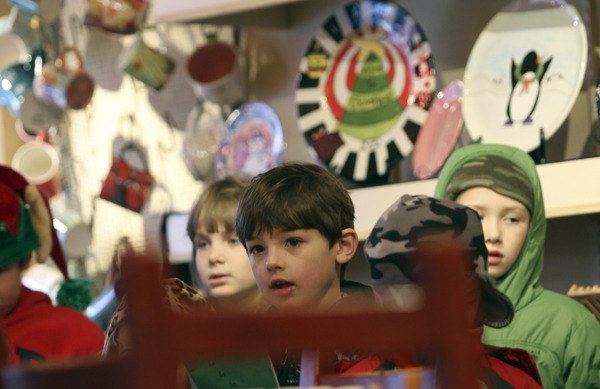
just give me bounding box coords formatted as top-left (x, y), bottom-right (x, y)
top-left (0, 166), bottom-right (104, 364)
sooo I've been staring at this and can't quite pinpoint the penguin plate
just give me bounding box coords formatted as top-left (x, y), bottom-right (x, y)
top-left (462, 0), bottom-right (586, 153)
top-left (295, 0), bottom-right (436, 186)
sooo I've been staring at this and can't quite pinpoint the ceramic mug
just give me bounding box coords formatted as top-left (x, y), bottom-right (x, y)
top-left (11, 139), bottom-right (61, 198)
top-left (14, 117), bottom-right (56, 142)
top-left (120, 36), bottom-right (175, 91)
top-left (33, 47), bottom-right (95, 110)
top-left (85, 0), bottom-right (148, 35)
top-left (0, 47), bottom-right (46, 116)
top-left (186, 39), bottom-right (245, 105)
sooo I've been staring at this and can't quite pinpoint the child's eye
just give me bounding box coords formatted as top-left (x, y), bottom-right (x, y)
top-left (286, 238), bottom-right (302, 247)
top-left (196, 240), bottom-right (209, 249)
top-left (248, 245), bottom-right (265, 255)
top-left (227, 237), bottom-right (241, 245)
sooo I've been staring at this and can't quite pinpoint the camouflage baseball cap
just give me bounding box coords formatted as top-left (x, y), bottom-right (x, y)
top-left (364, 194), bottom-right (513, 328)
top-left (445, 155), bottom-right (534, 214)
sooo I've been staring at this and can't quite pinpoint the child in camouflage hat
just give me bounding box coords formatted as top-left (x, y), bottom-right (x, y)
top-left (348, 194), bottom-right (542, 388)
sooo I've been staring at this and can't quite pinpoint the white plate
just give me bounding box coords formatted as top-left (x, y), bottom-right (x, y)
top-left (215, 102), bottom-right (284, 179)
top-left (462, 0), bottom-right (587, 152)
top-left (295, 0), bottom-right (435, 185)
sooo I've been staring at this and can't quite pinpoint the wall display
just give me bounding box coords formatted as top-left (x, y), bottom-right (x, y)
top-left (84, 0), bottom-right (148, 35)
top-left (412, 80), bottom-right (464, 180)
top-left (11, 138), bottom-right (61, 198)
top-left (462, 0), bottom-right (587, 153)
top-left (295, 0), bottom-right (435, 185)
top-left (99, 141), bottom-right (155, 213)
top-left (182, 104), bottom-right (225, 182)
top-left (215, 102), bottom-right (284, 179)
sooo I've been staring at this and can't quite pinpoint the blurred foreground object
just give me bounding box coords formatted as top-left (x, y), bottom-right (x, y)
top-left (120, 245), bottom-right (480, 388)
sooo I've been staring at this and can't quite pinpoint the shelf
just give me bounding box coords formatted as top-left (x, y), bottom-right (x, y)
top-left (350, 156), bottom-right (600, 240)
top-left (149, 0), bottom-right (308, 26)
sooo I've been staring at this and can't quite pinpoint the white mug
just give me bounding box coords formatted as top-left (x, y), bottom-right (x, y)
top-left (11, 139), bottom-right (61, 198)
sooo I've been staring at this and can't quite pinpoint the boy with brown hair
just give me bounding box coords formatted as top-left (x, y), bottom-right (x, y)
top-left (235, 162), bottom-right (368, 385)
top-left (235, 162), bottom-right (361, 312)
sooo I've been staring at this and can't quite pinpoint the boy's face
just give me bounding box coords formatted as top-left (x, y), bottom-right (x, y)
top-left (0, 263), bottom-right (23, 317)
top-left (194, 225), bottom-right (258, 301)
top-left (245, 228), bottom-right (354, 311)
top-left (456, 187), bottom-right (530, 279)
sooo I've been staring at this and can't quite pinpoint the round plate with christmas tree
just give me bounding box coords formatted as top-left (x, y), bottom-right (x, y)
top-left (295, 0), bottom-right (436, 185)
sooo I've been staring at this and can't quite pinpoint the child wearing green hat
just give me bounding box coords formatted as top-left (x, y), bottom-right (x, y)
top-left (434, 143), bottom-right (600, 389)
top-left (0, 165), bottom-right (104, 365)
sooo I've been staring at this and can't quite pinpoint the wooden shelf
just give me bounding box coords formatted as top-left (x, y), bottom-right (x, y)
top-left (149, 0), bottom-right (308, 26)
top-left (350, 156), bottom-right (600, 240)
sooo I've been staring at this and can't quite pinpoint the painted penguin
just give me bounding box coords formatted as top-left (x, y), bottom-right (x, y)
top-left (505, 50), bottom-right (552, 125)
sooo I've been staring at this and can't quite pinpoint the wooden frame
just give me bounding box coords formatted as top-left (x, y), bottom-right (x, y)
top-left (121, 245), bottom-right (480, 388)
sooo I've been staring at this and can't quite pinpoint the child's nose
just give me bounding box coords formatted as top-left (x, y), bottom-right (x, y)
top-left (483, 219), bottom-right (501, 242)
top-left (209, 243), bottom-right (226, 264)
top-left (265, 250), bottom-right (284, 271)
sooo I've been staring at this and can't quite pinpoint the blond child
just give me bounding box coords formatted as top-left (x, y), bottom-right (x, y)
top-left (104, 177), bottom-right (267, 355)
top-left (434, 143), bottom-right (600, 389)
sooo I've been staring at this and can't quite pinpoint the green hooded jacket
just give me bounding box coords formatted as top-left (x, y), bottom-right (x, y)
top-left (434, 143), bottom-right (600, 389)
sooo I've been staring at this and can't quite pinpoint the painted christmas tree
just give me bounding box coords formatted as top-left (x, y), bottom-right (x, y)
top-left (336, 43), bottom-right (403, 140)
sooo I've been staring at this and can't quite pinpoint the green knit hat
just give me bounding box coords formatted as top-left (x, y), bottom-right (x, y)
top-left (445, 155), bottom-right (534, 214)
top-left (0, 182), bottom-right (39, 268)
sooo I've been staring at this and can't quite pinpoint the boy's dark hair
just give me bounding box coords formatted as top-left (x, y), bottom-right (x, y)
top-left (186, 176), bottom-right (250, 241)
top-left (235, 163), bottom-right (355, 248)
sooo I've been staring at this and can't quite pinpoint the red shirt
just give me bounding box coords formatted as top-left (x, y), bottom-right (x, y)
top-left (337, 333), bottom-right (542, 388)
top-left (1, 286), bottom-right (105, 365)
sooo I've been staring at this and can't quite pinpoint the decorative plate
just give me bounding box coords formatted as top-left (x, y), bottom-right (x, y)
top-left (412, 80), bottom-right (464, 180)
top-left (215, 102), bottom-right (284, 179)
top-left (295, 0), bottom-right (436, 185)
top-left (182, 104), bottom-right (226, 182)
top-left (462, 0), bottom-right (587, 152)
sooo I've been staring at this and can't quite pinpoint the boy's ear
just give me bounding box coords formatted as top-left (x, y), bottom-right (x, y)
top-left (335, 228), bottom-right (358, 265)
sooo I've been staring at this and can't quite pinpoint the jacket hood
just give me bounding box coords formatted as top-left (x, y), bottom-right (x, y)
top-left (434, 144), bottom-right (546, 311)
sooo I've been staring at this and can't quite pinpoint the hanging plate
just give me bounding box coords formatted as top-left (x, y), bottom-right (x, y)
top-left (295, 0), bottom-right (436, 185)
top-left (215, 102), bottom-right (284, 179)
top-left (462, 0), bottom-right (587, 152)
